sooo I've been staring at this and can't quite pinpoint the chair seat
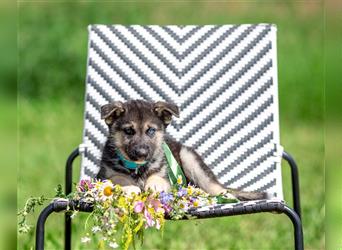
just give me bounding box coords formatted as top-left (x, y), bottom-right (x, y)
top-left (186, 199), bottom-right (285, 218)
top-left (54, 198), bottom-right (285, 219)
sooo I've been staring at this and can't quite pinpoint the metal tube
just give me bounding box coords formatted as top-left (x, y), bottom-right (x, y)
top-left (282, 151), bottom-right (301, 218)
top-left (283, 206), bottom-right (304, 250)
top-left (65, 148), bottom-right (79, 250)
top-left (65, 148), bottom-right (79, 195)
top-left (35, 204), bottom-right (55, 250)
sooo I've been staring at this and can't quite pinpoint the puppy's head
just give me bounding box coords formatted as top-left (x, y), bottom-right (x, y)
top-left (101, 100), bottom-right (179, 163)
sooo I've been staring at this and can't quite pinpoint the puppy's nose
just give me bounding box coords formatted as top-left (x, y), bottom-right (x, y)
top-left (133, 147), bottom-right (149, 158)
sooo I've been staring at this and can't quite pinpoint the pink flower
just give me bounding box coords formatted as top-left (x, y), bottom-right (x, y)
top-left (134, 201), bottom-right (144, 213)
top-left (150, 199), bottom-right (162, 211)
top-left (162, 204), bottom-right (172, 214)
top-left (144, 209), bottom-right (155, 228)
top-left (156, 219), bottom-right (161, 230)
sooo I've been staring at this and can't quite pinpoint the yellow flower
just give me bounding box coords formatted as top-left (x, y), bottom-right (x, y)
top-left (118, 214), bottom-right (126, 222)
top-left (95, 181), bottom-right (102, 189)
top-left (103, 186), bottom-right (113, 196)
top-left (193, 200), bottom-right (199, 207)
top-left (102, 200), bottom-right (111, 209)
top-left (177, 175), bottom-right (183, 185)
top-left (187, 186), bottom-right (193, 195)
top-left (118, 196), bottom-right (127, 208)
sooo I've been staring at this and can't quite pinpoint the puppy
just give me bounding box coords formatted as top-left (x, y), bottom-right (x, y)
top-left (97, 100), bottom-right (266, 201)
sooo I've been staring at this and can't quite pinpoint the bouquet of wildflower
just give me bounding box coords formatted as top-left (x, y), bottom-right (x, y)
top-left (18, 178), bottom-right (238, 249)
top-left (71, 179), bottom-right (167, 249)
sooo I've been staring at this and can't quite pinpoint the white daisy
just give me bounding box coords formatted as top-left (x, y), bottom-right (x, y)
top-left (109, 241), bottom-right (119, 249)
top-left (70, 211), bottom-right (78, 219)
top-left (81, 236), bottom-right (91, 243)
top-left (91, 226), bottom-right (101, 233)
top-left (97, 182), bottom-right (115, 201)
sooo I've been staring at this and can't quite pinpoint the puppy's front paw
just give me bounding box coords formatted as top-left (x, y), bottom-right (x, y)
top-left (122, 185), bottom-right (141, 195)
top-left (144, 182), bottom-right (170, 193)
top-left (144, 176), bottom-right (171, 193)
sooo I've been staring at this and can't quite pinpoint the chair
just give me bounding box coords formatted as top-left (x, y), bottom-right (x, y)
top-left (35, 24), bottom-right (303, 250)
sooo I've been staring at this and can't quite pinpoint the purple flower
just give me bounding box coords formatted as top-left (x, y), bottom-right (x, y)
top-left (78, 179), bottom-right (93, 192)
top-left (189, 197), bottom-right (196, 202)
top-left (159, 192), bottom-right (173, 204)
top-left (177, 188), bottom-right (187, 197)
top-left (134, 201), bottom-right (145, 213)
top-left (162, 204), bottom-right (172, 214)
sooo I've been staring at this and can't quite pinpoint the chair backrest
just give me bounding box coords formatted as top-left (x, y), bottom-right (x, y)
top-left (80, 24), bottom-right (284, 199)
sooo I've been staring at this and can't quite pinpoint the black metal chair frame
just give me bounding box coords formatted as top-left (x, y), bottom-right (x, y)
top-left (35, 148), bottom-right (303, 250)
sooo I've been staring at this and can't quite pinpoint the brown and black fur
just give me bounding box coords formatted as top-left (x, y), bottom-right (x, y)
top-left (97, 100), bottom-right (267, 201)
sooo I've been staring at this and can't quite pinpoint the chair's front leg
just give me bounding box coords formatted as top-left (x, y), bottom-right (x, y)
top-left (282, 151), bottom-right (301, 218)
top-left (36, 200), bottom-right (70, 250)
top-left (283, 205), bottom-right (304, 250)
top-left (65, 148), bottom-right (79, 250)
top-left (35, 204), bottom-right (56, 250)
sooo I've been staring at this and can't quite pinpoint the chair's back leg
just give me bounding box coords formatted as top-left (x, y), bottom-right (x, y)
top-left (65, 148), bottom-right (79, 250)
top-left (65, 214), bottom-right (72, 250)
top-left (282, 151), bottom-right (301, 218)
top-left (65, 148), bottom-right (79, 194)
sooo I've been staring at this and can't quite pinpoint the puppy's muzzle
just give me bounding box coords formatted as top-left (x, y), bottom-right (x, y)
top-left (131, 145), bottom-right (150, 160)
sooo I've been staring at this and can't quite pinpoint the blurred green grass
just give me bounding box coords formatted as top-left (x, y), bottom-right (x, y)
top-left (0, 3), bottom-right (16, 250)
top-left (325, 4), bottom-right (342, 249)
top-left (17, 2), bottom-right (326, 250)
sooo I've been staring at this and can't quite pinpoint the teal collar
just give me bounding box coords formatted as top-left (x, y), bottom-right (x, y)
top-left (116, 150), bottom-right (147, 170)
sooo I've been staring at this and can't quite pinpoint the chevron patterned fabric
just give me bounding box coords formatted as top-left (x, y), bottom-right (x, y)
top-left (80, 24), bottom-right (284, 199)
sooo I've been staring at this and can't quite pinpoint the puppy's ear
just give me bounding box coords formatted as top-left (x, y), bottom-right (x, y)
top-left (101, 101), bottom-right (125, 125)
top-left (153, 101), bottom-right (179, 126)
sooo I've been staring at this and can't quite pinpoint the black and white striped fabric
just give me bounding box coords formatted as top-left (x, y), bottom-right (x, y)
top-left (80, 24), bottom-right (284, 199)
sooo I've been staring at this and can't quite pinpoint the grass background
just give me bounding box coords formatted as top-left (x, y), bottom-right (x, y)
top-left (17, 1), bottom-right (327, 249)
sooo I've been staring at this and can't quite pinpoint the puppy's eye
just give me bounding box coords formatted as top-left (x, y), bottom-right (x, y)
top-left (123, 127), bottom-right (135, 135)
top-left (146, 127), bottom-right (156, 137)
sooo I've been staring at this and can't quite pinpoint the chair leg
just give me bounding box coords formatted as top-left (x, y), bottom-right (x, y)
top-left (65, 213), bottom-right (71, 250)
top-left (35, 203), bottom-right (55, 250)
top-left (65, 148), bottom-right (79, 195)
top-left (65, 148), bottom-right (79, 250)
top-left (282, 151), bottom-right (301, 218)
top-left (283, 206), bottom-right (304, 250)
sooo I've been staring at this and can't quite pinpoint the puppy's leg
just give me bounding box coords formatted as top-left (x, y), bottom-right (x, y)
top-left (112, 174), bottom-right (141, 194)
top-left (179, 146), bottom-right (226, 195)
top-left (121, 185), bottom-right (141, 194)
top-left (97, 167), bottom-right (141, 194)
top-left (226, 188), bottom-right (268, 201)
top-left (179, 146), bottom-right (267, 200)
top-left (144, 174), bottom-right (171, 193)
